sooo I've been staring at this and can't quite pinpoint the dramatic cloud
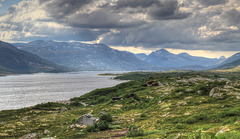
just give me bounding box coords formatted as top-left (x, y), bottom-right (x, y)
top-left (115, 0), bottom-right (160, 9)
top-left (39, 0), bottom-right (92, 18)
top-left (222, 9), bottom-right (240, 26)
top-left (113, 0), bottom-right (191, 20)
top-left (197, 0), bottom-right (229, 6)
top-left (0, 0), bottom-right (240, 52)
top-left (147, 1), bottom-right (191, 20)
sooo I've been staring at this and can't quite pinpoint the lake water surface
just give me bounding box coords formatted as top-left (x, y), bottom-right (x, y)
top-left (0, 71), bottom-right (126, 111)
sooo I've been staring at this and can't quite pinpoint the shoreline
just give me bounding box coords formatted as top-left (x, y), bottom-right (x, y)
top-left (0, 71), bottom-right (127, 112)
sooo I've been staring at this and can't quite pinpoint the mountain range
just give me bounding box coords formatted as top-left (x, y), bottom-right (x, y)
top-left (0, 41), bottom-right (69, 74)
top-left (0, 39), bottom-right (236, 72)
top-left (135, 49), bottom-right (225, 68)
top-left (212, 52), bottom-right (240, 70)
top-left (14, 40), bottom-right (158, 71)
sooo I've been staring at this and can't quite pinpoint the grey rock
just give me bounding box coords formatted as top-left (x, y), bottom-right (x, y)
top-left (44, 129), bottom-right (51, 135)
top-left (197, 90), bottom-right (202, 95)
top-left (216, 129), bottom-right (224, 136)
top-left (19, 133), bottom-right (37, 139)
top-left (212, 93), bottom-right (223, 98)
top-left (210, 87), bottom-right (218, 97)
top-left (174, 133), bottom-right (181, 139)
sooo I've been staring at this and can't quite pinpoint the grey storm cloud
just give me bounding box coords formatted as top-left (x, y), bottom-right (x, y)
top-left (148, 1), bottom-right (191, 20)
top-left (65, 9), bottom-right (145, 29)
top-left (222, 9), bottom-right (240, 26)
top-left (115, 0), bottom-right (160, 8)
top-left (197, 0), bottom-right (229, 6)
top-left (40, 0), bottom-right (191, 30)
top-left (1, 0), bottom-right (240, 51)
top-left (38, 0), bottom-right (145, 29)
top-left (113, 0), bottom-right (191, 20)
top-left (100, 23), bottom-right (196, 47)
top-left (39, 0), bottom-right (92, 18)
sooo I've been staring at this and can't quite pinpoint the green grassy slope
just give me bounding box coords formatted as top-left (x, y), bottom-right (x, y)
top-left (1, 71), bottom-right (240, 138)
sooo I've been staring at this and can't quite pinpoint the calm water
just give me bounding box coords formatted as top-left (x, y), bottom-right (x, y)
top-left (0, 71), bottom-right (126, 111)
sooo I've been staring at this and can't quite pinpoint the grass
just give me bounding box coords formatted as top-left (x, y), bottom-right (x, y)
top-left (1, 71), bottom-right (240, 138)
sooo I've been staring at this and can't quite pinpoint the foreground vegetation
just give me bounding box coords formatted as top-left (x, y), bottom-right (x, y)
top-left (1, 71), bottom-right (240, 138)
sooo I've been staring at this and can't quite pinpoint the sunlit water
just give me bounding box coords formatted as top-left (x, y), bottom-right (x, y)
top-left (0, 71), bottom-right (127, 111)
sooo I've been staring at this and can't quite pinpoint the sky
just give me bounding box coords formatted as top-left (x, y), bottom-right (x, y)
top-left (0, 0), bottom-right (240, 58)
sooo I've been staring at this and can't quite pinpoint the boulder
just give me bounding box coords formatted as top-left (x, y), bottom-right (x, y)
top-left (197, 90), bottom-right (202, 95)
top-left (184, 97), bottom-right (192, 100)
top-left (19, 133), bottom-right (37, 139)
top-left (209, 87), bottom-right (218, 97)
top-left (174, 133), bottom-right (181, 139)
top-left (176, 101), bottom-right (187, 106)
top-left (215, 126), bottom-right (230, 136)
top-left (44, 129), bottom-right (51, 135)
top-left (212, 93), bottom-right (223, 98)
top-left (186, 88), bottom-right (193, 92)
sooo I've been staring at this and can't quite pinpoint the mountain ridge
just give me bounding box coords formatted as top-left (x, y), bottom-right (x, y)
top-left (0, 40), bottom-right (69, 74)
top-left (136, 49), bottom-right (224, 68)
top-left (14, 40), bottom-right (159, 71)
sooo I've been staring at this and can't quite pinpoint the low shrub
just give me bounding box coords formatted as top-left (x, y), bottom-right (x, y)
top-left (126, 125), bottom-right (144, 137)
top-left (222, 116), bottom-right (238, 126)
top-left (86, 124), bottom-right (97, 132)
top-left (33, 102), bottom-right (64, 110)
top-left (140, 113), bottom-right (147, 118)
top-left (86, 113), bottom-right (113, 132)
top-left (175, 123), bottom-right (184, 129)
top-left (97, 121), bottom-right (109, 131)
top-left (216, 131), bottom-right (240, 139)
top-left (99, 113), bottom-right (113, 122)
top-left (183, 117), bottom-right (198, 124)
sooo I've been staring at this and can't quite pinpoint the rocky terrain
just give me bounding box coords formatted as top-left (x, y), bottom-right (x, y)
top-left (1, 71), bottom-right (240, 138)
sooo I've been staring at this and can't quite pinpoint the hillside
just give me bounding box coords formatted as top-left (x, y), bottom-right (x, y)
top-left (216, 52), bottom-right (240, 66)
top-left (14, 40), bottom-right (158, 71)
top-left (215, 59), bottom-right (240, 70)
top-left (212, 65), bottom-right (240, 72)
top-left (1, 71), bottom-right (240, 138)
top-left (0, 41), bottom-right (69, 74)
top-left (137, 49), bottom-right (224, 68)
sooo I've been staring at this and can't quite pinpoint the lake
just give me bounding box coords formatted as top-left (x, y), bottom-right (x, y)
top-left (0, 71), bottom-right (126, 111)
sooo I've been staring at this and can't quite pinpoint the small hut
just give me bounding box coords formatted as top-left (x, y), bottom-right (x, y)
top-left (78, 114), bottom-right (97, 126)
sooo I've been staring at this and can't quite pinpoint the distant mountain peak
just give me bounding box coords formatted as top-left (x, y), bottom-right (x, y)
top-left (178, 52), bottom-right (191, 57)
top-left (155, 49), bottom-right (170, 54)
top-left (216, 52), bottom-right (240, 66)
top-left (219, 56), bottom-right (226, 60)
